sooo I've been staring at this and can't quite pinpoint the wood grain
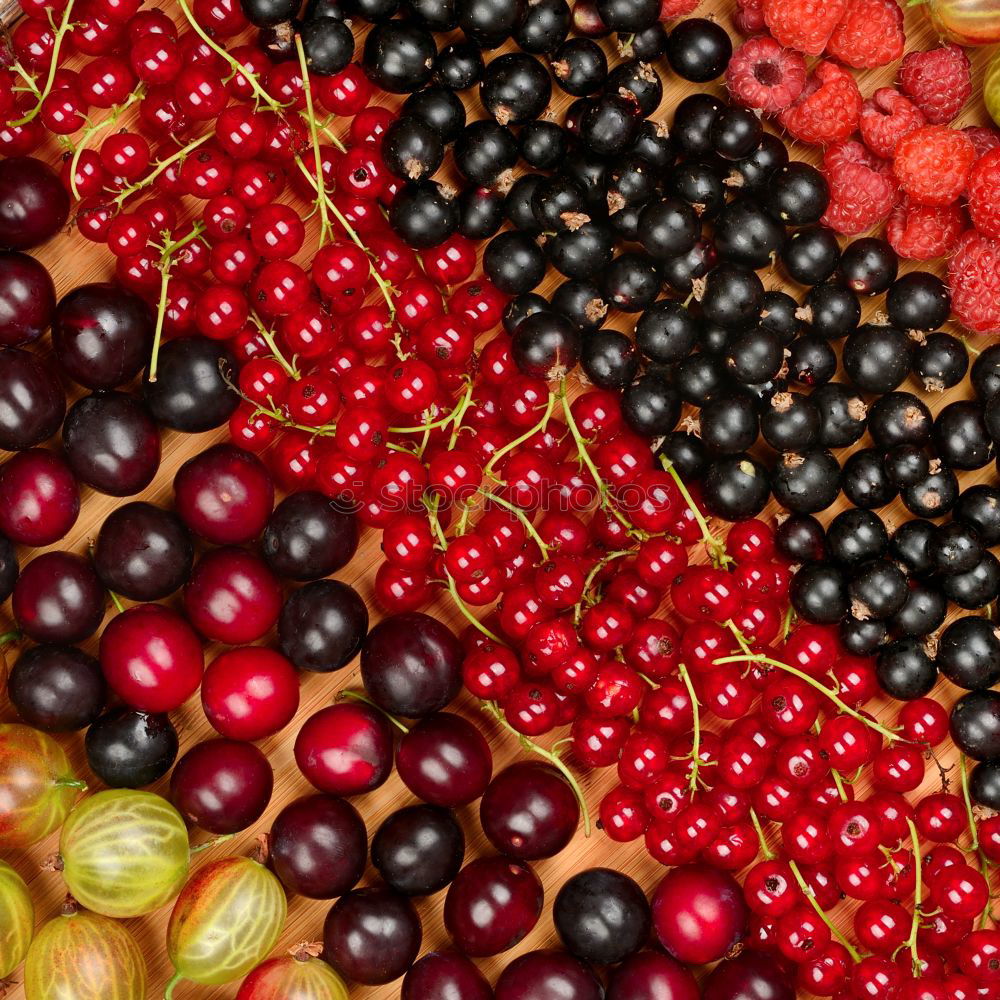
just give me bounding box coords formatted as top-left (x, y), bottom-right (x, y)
top-left (1, 1), bottom-right (998, 997)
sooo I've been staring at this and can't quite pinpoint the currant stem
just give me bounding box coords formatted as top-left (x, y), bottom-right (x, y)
top-left (108, 590), bottom-right (125, 614)
top-left (483, 392), bottom-right (556, 482)
top-left (68, 88), bottom-right (144, 200)
top-left (677, 661), bottom-right (701, 796)
top-left (249, 311), bottom-right (298, 378)
top-left (339, 689), bottom-right (410, 733)
top-left (748, 807), bottom-right (775, 861)
top-left (163, 971), bottom-right (183, 1000)
top-left (904, 817), bottom-right (924, 976)
top-left (573, 549), bottom-right (631, 625)
top-left (8, 0), bottom-right (77, 127)
top-left (660, 454), bottom-right (730, 567)
top-left (189, 832), bottom-right (235, 855)
top-left (112, 133), bottom-right (212, 211)
top-left (478, 489), bottom-right (550, 562)
top-left (389, 380), bottom-right (474, 435)
top-left (0, 630), bottom-right (21, 646)
top-left (960, 753), bottom-right (981, 852)
top-left (481, 700), bottom-right (591, 836)
top-left (54, 778), bottom-right (87, 790)
top-left (295, 35), bottom-right (333, 250)
top-left (788, 859), bottom-right (861, 963)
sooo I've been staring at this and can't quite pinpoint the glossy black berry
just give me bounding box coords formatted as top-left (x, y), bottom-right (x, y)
top-left (620, 372), bottom-right (681, 436)
top-left (596, 0), bottom-right (658, 32)
top-left (601, 252), bottom-right (660, 312)
top-left (725, 327), bottom-right (783, 383)
top-left (518, 120), bottom-right (567, 169)
top-left (372, 804), bottom-right (464, 896)
top-left (658, 431), bottom-right (707, 480)
top-left (85, 708), bottom-right (178, 788)
top-left (666, 160), bottom-right (724, 220)
top-left (876, 639), bottom-right (936, 701)
top-left (634, 300), bottom-right (697, 363)
top-left (454, 120), bottom-right (518, 186)
top-left (671, 93), bottom-right (722, 157)
top-left (884, 444), bottom-right (929, 489)
top-left (775, 512), bottom-right (826, 562)
top-left (972, 344), bottom-right (1000, 401)
top-left (836, 238), bottom-right (896, 295)
top-left (841, 449), bottom-right (895, 509)
top-left (665, 18), bottom-right (732, 81)
top-left (890, 519), bottom-right (936, 577)
top-left (843, 324), bottom-right (915, 394)
top-left (914, 332), bottom-right (968, 392)
top-left (698, 263), bottom-right (763, 329)
top-left (714, 197), bottom-right (785, 269)
top-left (581, 329), bottom-right (639, 390)
top-left (800, 283), bottom-right (860, 340)
top-left (510, 311), bottom-right (581, 378)
top-left (937, 616), bottom-right (1000, 691)
top-left (780, 226), bottom-right (840, 286)
top-left (514, 0), bottom-right (570, 52)
top-left (302, 17), bottom-right (355, 74)
top-left (867, 392), bottom-right (932, 449)
top-left (699, 393), bottom-right (758, 454)
top-left (760, 392), bottom-right (820, 453)
top-left (762, 163), bottom-right (829, 225)
top-left (826, 508), bottom-right (888, 566)
top-left (759, 291), bottom-right (800, 344)
top-left (790, 562), bottom-right (848, 625)
top-left (708, 105), bottom-right (762, 161)
top-left (951, 690), bottom-right (1000, 761)
top-left (728, 132), bottom-right (789, 192)
top-left (672, 352), bottom-right (728, 405)
top-left (970, 761), bottom-right (1000, 811)
top-left (480, 53), bottom-right (552, 125)
top-left (891, 583), bottom-right (946, 639)
top-left (661, 238), bottom-right (717, 294)
top-left (637, 197), bottom-right (700, 260)
top-left (840, 617), bottom-right (887, 656)
top-left (8, 644), bottom-right (105, 732)
top-left (240, 0), bottom-right (299, 27)
top-left (701, 453), bottom-right (770, 520)
top-left (787, 336), bottom-right (836, 389)
top-left (382, 117), bottom-right (445, 181)
top-left (771, 449), bottom-right (840, 514)
top-left (580, 94), bottom-right (640, 155)
top-left (886, 271), bottom-right (950, 331)
top-left (942, 553), bottom-right (1000, 610)
top-left (390, 180), bottom-right (458, 249)
top-left (402, 86), bottom-right (467, 142)
top-left (955, 485), bottom-right (1000, 546)
top-left (502, 293), bottom-right (549, 335)
top-left (623, 22), bottom-right (668, 59)
top-left (551, 280), bottom-right (607, 332)
top-left (847, 558), bottom-right (908, 621)
top-left (606, 155), bottom-right (658, 215)
top-left (458, 0), bottom-right (525, 46)
top-left (607, 59), bottom-right (662, 116)
top-left (902, 465), bottom-right (959, 520)
top-left (433, 40), bottom-right (484, 89)
top-left (811, 382), bottom-right (867, 447)
top-left (456, 185), bottom-right (504, 240)
top-left (362, 21), bottom-right (436, 93)
top-left (485, 231), bottom-right (547, 294)
top-left (504, 174), bottom-right (545, 235)
top-left (551, 38), bottom-right (607, 95)
top-left (545, 221), bottom-right (614, 281)
top-left (934, 401), bottom-right (993, 470)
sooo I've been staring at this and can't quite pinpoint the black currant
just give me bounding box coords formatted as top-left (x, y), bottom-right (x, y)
top-left (433, 40), bottom-right (484, 89)
top-left (714, 197), bottom-right (786, 270)
top-left (914, 332), bottom-right (967, 393)
top-left (842, 323), bottom-right (915, 394)
top-left (890, 582), bottom-right (946, 639)
top-left (580, 328), bottom-right (639, 390)
top-left (886, 271), bottom-right (950, 332)
top-left (902, 464), bottom-right (960, 519)
top-left (943, 553), bottom-right (1000, 610)
top-left (456, 185), bottom-right (504, 239)
top-left (771, 448), bottom-right (840, 514)
top-left (867, 391), bottom-right (932, 449)
top-left (876, 639), bottom-right (936, 701)
top-left (665, 18), bottom-right (732, 81)
top-left (620, 372), bottom-right (681, 436)
top-left (697, 263), bottom-right (763, 329)
top-left (790, 563), bottom-right (848, 625)
top-left (483, 231), bottom-right (546, 293)
top-left (699, 392), bottom-right (759, 454)
top-left (933, 400), bottom-right (993, 470)
top-left (811, 382), bottom-right (867, 447)
top-left (514, 0), bottom-right (570, 52)
top-left (780, 226), bottom-right (840, 286)
top-left (848, 558), bottom-right (909, 621)
top-left (362, 21), bottom-right (436, 93)
top-left (381, 117), bottom-right (445, 181)
top-left (838, 237), bottom-right (897, 295)
top-left (799, 282), bottom-right (860, 340)
top-left (938, 616), bottom-right (1000, 691)
top-left (775, 512), bottom-right (826, 562)
top-left (518, 119), bottom-right (568, 168)
top-left (955, 485), bottom-right (1000, 546)
top-left (511, 310), bottom-right (581, 379)
top-left (454, 119), bottom-right (518, 186)
top-left (825, 508), bottom-right (888, 566)
top-left (389, 180), bottom-right (458, 248)
top-left (671, 93), bottom-right (722, 158)
top-left (701, 453), bottom-right (770, 520)
top-left (402, 85), bottom-right (467, 142)
top-left (841, 448), bottom-right (895, 509)
top-left (787, 336), bottom-right (837, 388)
top-left (658, 431), bottom-right (707, 479)
top-left (301, 17), bottom-right (355, 74)
top-left (951, 690), bottom-right (1000, 761)
top-left (480, 52), bottom-right (552, 125)
top-left (552, 280), bottom-right (607, 332)
top-left (890, 519), bottom-right (936, 577)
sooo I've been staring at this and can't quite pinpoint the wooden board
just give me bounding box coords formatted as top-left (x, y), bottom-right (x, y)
top-left (1, 1), bottom-right (998, 996)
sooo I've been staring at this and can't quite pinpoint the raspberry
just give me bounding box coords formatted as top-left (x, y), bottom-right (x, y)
top-left (763, 0), bottom-right (849, 55)
top-left (949, 230), bottom-right (1000, 335)
top-left (659, 0), bottom-right (701, 18)
top-left (893, 125), bottom-right (975, 207)
top-left (965, 126), bottom-right (1000, 161)
top-left (859, 88), bottom-right (925, 159)
top-left (778, 61), bottom-right (862, 147)
top-left (826, 0), bottom-right (904, 69)
top-left (820, 141), bottom-right (897, 236)
top-left (899, 43), bottom-right (971, 125)
top-left (967, 149), bottom-right (1000, 239)
top-left (886, 196), bottom-right (966, 260)
top-left (734, 0), bottom-right (765, 34)
top-left (726, 37), bottom-right (807, 113)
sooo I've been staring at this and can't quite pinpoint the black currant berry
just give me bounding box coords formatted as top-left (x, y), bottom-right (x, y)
top-left (970, 762), bottom-right (1000, 811)
top-left (454, 120), bottom-right (518, 186)
top-left (665, 18), bottom-right (732, 81)
top-left (780, 226), bottom-right (840, 286)
top-left (514, 0), bottom-right (570, 52)
top-left (714, 197), bottom-right (785, 269)
top-left (709, 105), bottom-right (762, 161)
top-left (634, 300), bottom-right (697, 363)
top-left (607, 59), bottom-right (662, 116)
top-left (876, 639), bottom-right (936, 701)
top-left (381, 117), bottom-right (445, 181)
top-left (891, 583), bottom-right (946, 639)
top-left (775, 512), bottom-right (826, 562)
top-left (725, 328), bottom-right (783, 384)
top-left (842, 324), bottom-right (915, 394)
top-left (937, 617), bottom-right (1000, 690)
top-left (458, 0), bottom-right (526, 47)
top-left (699, 393), bottom-right (759, 454)
top-left (433, 41), bottom-right (484, 89)
top-left (637, 197), bottom-right (700, 260)
top-left (511, 311), bottom-right (581, 379)
top-left (658, 431), bottom-right (707, 479)
top-left (763, 162), bottom-right (830, 226)
top-left (671, 93), bottom-right (722, 157)
top-left (389, 180), bottom-right (458, 248)
top-left (914, 332), bottom-right (968, 392)
top-left (932, 522), bottom-right (985, 577)
top-left (933, 401), bottom-right (993, 471)
top-left (886, 271), bottom-right (950, 332)
top-left (867, 392), bottom-right (931, 449)
top-left (728, 133), bottom-right (789, 192)
top-left (826, 508), bottom-right (888, 566)
top-left (580, 94), bottom-right (640, 155)
top-left (601, 252), bottom-right (660, 312)
top-left (841, 448), bottom-right (895, 510)
top-left (697, 263), bottom-right (763, 329)
top-left (596, 0), bottom-right (658, 32)
top-left (890, 519), bottom-right (936, 577)
top-left (799, 283), bottom-right (860, 340)
top-left (402, 85), bottom-right (467, 142)
top-left (701, 453), bottom-right (770, 520)
top-left (849, 559), bottom-right (909, 621)
top-left (666, 160), bottom-right (725, 220)
top-left (972, 344), bottom-right (1000, 401)
top-left (503, 293), bottom-right (549, 335)
top-left (620, 372), bottom-right (681, 436)
top-left (951, 690), bottom-right (1000, 761)
top-left (943, 554), bottom-right (1000, 610)
top-left (811, 382), bottom-right (867, 448)
top-left (884, 444), bottom-right (929, 489)
top-left (840, 617), bottom-right (887, 656)
top-left (760, 392), bottom-right (820, 453)
top-left (581, 329), bottom-right (639, 390)
top-left (240, 0), bottom-right (300, 27)
top-left (456, 185), bottom-right (504, 239)
top-left (301, 16), bottom-right (355, 74)
top-left (504, 174), bottom-right (545, 235)
top-left (771, 449), bottom-right (840, 515)
top-left (362, 21), bottom-right (436, 93)
top-left (787, 336), bottom-right (836, 389)
top-left (955, 485), bottom-right (1000, 546)
top-left (902, 464), bottom-right (960, 519)
top-left (790, 563), bottom-right (848, 625)
top-left (759, 291), bottom-right (800, 344)
top-left (838, 237), bottom-right (897, 295)
top-left (483, 231), bottom-right (546, 294)
top-left (518, 120), bottom-right (568, 168)
top-left (545, 221), bottom-right (615, 281)
top-left (552, 280), bottom-right (607, 332)
top-left (480, 52), bottom-right (552, 125)
top-left (85, 708), bottom-right (178, 788)
top-left (672, 352), bottom-right (728, 405)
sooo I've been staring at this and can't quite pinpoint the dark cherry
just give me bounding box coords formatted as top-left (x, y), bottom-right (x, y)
top-left (142, 336), bottom-right (239, 432)
top-left (0, 448), bottom-right (79, 546)
top-left (361, 611), bottom-right (463, 717)
top-left (323, 887), bottom-right (423, 985)
top-left (12, 551), bottom-right (105, 644)
top-left (52, 282), bottom-right (153, 389)
top-left (0, 251), bottom-right (55, 347)
top-left (480, 761), bottom-right (579, 860)
top-left (183, 546), bottom-right (282, 644)
top-left (84, 707), bottom-right (178, 789)
top-left (402, 952), bottom-right (494, 1000)
top-left (173, 443), bottom-right (274, 544)
top-left (0, 156), bottom-right (70, 250)
top-left (0, 348), bottom-right (66, 451)
top-left (397, 712), bottom-right (493, 807)
top-left (294, 702), bottom-right (395, 795)
top-left (555, 868), bottom-right (651, 965)
top-left (701, 949), bottom-right (795, 1000)
top-left (372, 803), bottom-right (465, 896)
top-left (262, 490), bottom-right (359, 580)
top-left (170, 738), bottom-right (273, 834)
top-left (62, 391), bottom-right (161, 497)
top-left (278, 579), bottom-right (368, 673)
top-left (270, 792), bottom-right (368, 898)
top-left (8, 643), bottom-right (105, 732)
top-left (93, 502), bottom-right (194, 601)
top-left (495, 950), bottom-right (604, 1000)
top-left (607, 952), bottom-right (699, 1000)
top-left (444, 856), bottom-right (544, 956)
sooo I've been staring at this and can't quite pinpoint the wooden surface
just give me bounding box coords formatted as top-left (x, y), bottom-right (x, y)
top-left (1, 1), bottom-right (999, 997)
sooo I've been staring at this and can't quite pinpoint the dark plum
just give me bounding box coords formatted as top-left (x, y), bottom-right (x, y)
top-left (93, 502), bottom-right (194, 602)
top-left (372, 804), bottom-right (465, 896)
top-left (142, 336), bottom-right (239, 432)
top-left (0, 251), bottom-right (55, 347)
top-left (554, 868), bottom-right (650, 965)
top-left (397, 712), bottom-right (493, 807)
top-left (324, 887), bottom-right (422, 984)
top-left (361, 611), bottom-right (463, 717)
top-left (270, 793), bottom-right (368, 898)
top-left (0, 348), bottom-right (65, 451)
top-left (170, 738), bottom-right (274, 834)
top-left (62, 392), bottom-right (161, 497)
top-left (445, 856), bottom-right (544, 957)
top-left (8, 644), bottom-right (105, 732)
top-left (85, 708), bottom-right (178, 788)
top-left (52, 282), bottom-right (153, 389)
top-left (12, 551), bottom-right (105, 644)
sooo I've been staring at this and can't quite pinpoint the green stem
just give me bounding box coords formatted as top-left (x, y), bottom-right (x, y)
top-left (482, 700), bottom-right (591, 835)
top-left (573, 549), bottom-right (631, 624)
top-left (54, 778), bottom-right (87, 790)
top-left (479, 490), bottom-right (550, 562)
top-left (8, 0), bottom-right (77, 127)
top-left (749, 808), bottom-right (775, 860)
top-left (961, 754), bottom-right (981, 851)
top-left (249, 311), bottom-right (298, 378)
top-left (0, 629), bottom-right (21, 646)
top-left (677, 662), bottom-right (701, 796)
top-left (483, 392), bottom-right (556, 481)
top-left (112, 133), bottom-right (212, 211)
top-left (316, 117), bottom-right (348, 154)
top-left (295, 35), bottom-right (333, 250)
top-left (177, 0), bottom-right (287, 112)
top-left (904, 817), bottom-right (923, 976)
top-left (389, 381), bottom-right (474, 435)
top-left (164, 971), bottom-right (183, 1000)
top-left (340, 689), bottom-right (410, 733)
top-left (446, 577), bottom-right (502, 643)
top-left (190, 832), bottom-right (235, 855)
top-left (660, 454), bottom-right (730, 567)
top-left (68, 89), bottom-right (144, 200)
top-left (108, 591), bottom-right (125, 614)
top-left (788, 859), bottom-right (861, 962)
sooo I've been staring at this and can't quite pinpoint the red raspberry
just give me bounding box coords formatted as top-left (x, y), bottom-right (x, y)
top-left (964, 125), bottom-right (1000, 160)
top-left (886, 196), bottom-right (966, 260)
top-left (949, 229), bottom-right (1000, 334)
top-left (726, 37), bottom-right (807, 113)
top-left (659, 0), bottom-right (701, 18)
top-left (734, 0), bottom-right (765, 34)
top-left (763, 0), bottom-right (849, 55)
top-left (820, 141), bottom-right (897, 236)
top-left (826, 0), bottom-right (904, 69)
top-left (859, 87), bottom-right (925, 159)
top-left (778, 61), bottom-right (862, 147)
top-left (899, 43), bottom-right (971, 125)
top-left (893, 125), bottom-right (975, 207)
top-left (967, 149), bottom-right (1000, 239)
